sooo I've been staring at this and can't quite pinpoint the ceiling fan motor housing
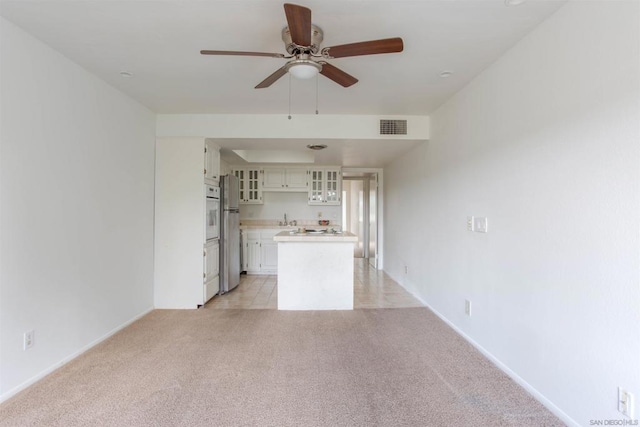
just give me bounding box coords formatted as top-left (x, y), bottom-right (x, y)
top-left (282, 24), bottom-right (324, 55)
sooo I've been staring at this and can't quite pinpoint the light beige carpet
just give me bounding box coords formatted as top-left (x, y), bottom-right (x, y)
top-left (0, 308), bottom-right (564, 426)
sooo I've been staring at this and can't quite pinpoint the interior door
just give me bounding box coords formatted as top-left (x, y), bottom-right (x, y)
top-left (368, 174), bottom-right (378, 269)
top-left (342, 178), bottom-right (364, 258)
top-left (342, 173), bottom-right (378, 264)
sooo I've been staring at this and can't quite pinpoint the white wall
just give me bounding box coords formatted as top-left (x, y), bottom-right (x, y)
top-left (157, 114), bottom-right (429, 140)
top-left (384, 2), bottom-right (639, 426)
top-left (0, 18), bottom-right (156, 400)
top-left (220, 159), bottom-right (232, 176)
top-left (154, 138), bottom-right (206, 309)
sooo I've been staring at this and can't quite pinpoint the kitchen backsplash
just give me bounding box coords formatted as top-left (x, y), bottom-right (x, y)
top-left (239, 219), bottom-right (340, 228)
top-left (240, 192), bottom-right (342, 226)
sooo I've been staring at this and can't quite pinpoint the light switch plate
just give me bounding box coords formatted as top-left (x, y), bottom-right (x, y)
top-left (23, 330), bottom-right (34, 350)
top-left (619, 387), bottom-right (635, 418)
top-left (467, 216), bottom-right (474, 231)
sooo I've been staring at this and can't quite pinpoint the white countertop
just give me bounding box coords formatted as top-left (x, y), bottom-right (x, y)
top-left (273, 230), bottom-right (357, 243)
top-left (240, 225), bottom-right (295, 230)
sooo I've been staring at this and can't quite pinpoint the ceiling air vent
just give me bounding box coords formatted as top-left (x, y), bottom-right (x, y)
top-left (380, 119), bottom-right (407, 135)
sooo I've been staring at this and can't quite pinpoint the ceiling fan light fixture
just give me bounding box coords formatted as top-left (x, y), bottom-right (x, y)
top-left (286, 59), bottom-right (322, 79)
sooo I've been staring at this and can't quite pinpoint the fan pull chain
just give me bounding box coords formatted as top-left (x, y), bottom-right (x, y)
top-left (288, 73), bottom-right (292, 120)
top-left (315, 73), bottom-right (319, 115)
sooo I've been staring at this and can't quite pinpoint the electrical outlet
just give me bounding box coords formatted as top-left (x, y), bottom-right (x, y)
top-left (465, 300), bottom-right (472, 316)
top-left (317, 211), bottom-right (323, 218)
top-left (23, 330), bottom-right (34, 350)
top-left (618, 388), bottom-right (635, 418)
top-left (467, 216), bottom-right (474, 231)
top-left (404, 265), bottom-right (409, 274)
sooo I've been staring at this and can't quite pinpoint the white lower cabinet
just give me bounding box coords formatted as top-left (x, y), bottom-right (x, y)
top-left (245, 231), bottom-right (261, 273)
top-left (260, 231), bottom-right (278, 273)
top-left (242, 229), bottom-right (279, 274)
top-left (204, 240), bottom-right (220, 302)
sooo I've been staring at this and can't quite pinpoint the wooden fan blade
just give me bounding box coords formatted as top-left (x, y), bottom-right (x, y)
top-left (255, 66), bottom-right (288, 89)
top-left (201, 50), bottom-right (285, 58)
top-left (284, 3), bottom-right (311, 46)
top-left (322, 37), bottom-right (404, 59)
top-left (319, 63), bottom-right (358, 88)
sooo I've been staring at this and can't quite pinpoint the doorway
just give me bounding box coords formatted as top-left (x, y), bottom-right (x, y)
top-left (342, 173), bottom-right (378, 269)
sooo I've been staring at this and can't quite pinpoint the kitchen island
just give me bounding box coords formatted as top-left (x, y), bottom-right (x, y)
top-left (274, 230), bottom-right (358, 310)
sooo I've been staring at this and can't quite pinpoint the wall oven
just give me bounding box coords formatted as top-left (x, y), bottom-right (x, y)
top-left (205, 185), bottom-right (220, 241)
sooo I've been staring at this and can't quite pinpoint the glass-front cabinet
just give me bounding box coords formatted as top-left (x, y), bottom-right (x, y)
top-left (309, 169), bottom-right (324, 203)
top-left (308, 168), bottom-right (341, 205)
top-left (325, 169), bottom-right (340, 204)
top-left (233, 168), bottom-right (263, 204)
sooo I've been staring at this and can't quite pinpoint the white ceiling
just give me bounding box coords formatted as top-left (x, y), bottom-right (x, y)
top-left (0, 0), bottom-right (566, 166)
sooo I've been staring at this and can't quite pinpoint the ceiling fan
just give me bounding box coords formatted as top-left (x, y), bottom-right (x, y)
top-left (201, 3), bottom-right (404, 89)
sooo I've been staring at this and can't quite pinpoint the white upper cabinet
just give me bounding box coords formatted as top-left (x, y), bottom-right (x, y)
top-left (204, 140), bottom-right (220, 183)
top-left (308, 167), bottom-right (341, 205)
top-left (262, 168), bottom-right (286, 189)
top-left (324, 169), bottom-right (341, 204)
top-left (230, 164), bottom-right (340, 203)
top-left (286, 167), bottom-right (309, 190)
top-left (232, 168), bottom-right (263, 204)
top-left (262, 167), bottom-right (309, 191)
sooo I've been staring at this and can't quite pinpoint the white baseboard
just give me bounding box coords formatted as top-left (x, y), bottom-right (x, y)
top-left (0, 306), bottom-right (154, 404)
top-left (388, 275), bottom-right (579, 427)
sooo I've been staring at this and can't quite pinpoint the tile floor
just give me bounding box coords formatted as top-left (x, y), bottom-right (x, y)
top-left (205, 259), bottom-right (424, 310)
